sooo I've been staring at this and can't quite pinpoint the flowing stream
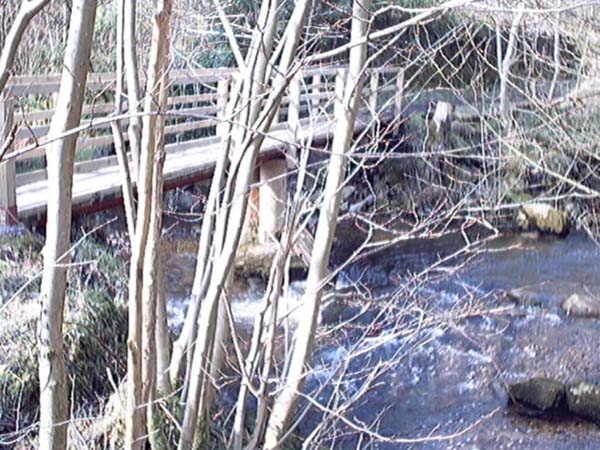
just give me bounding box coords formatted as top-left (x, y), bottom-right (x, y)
top-left (165, 230), bottom-right (600, 449)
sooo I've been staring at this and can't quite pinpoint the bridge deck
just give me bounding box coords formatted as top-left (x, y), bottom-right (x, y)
top-left (16, 116), bottom-right (356, 220)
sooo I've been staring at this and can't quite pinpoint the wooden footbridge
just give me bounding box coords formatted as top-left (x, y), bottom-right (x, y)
top-left (0, 65), bottom-right (404, 229)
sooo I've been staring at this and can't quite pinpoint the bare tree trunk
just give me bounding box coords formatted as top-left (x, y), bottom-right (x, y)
top-left (176, 0), bottom-right (314, 447)
top-left (499, 6), bottom-right (524, 122)
top-left (112, 0), bottom-right (136, 240)
top-left (245, 241), bottom-right (290, 449)
top-left (38, 1), bottom-right (97, 449)
top-left (156, 253), bottom-right (172, 396)
top-left (123, 0), bottom-right (142, 178)
top-left (548, 13), bottom-right (561, 102)
top-left (263, 1), bottom-right (371, 447)
top-left (143, 110), bottom-right (167, 449)
top-left (125, 1), bottom-right (172, 448)
top-left (62, 0), bottom-right (72, 43)
top-left (0, 0), bottom-right (50, 94)
top-left (203, 274), bottom-right (232, 414)
top-left (176, 0), bottom-right (281, 445)
top-left (169, 79), bottom-right (232, 385)
top-left (169, 77), bottom-right (229, 385)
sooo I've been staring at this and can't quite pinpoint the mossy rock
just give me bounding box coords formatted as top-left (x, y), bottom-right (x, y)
top-left (516, 203), bottom-right (570, 236)
top-left (566, 382), bottom-right (600, 422)
top-left (562, 293), bottom-right (600, 318)
top-left (503, 289), bottom-right (542, 308)
top-left (508, 377), bottom-right (566, 412)
top-left (236, 242), bottom-right (305, 279)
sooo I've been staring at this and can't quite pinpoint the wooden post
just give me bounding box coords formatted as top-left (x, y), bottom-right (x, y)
top-left (216, 77), bottom-right (229, 137)
top-left (287, 71), bottom-right (301, 168)
top-left (394, 68), bottom-right (404, 118)
top-left (288, 71), bottom-right (301, 140)
top-left (0, 93), bottom-right (17, 225)
top-left (369, 69), bottom-right (379, 113)
top-left (427, 101), bottom-right (453, 150)
top-left (311, 73), bottom-right (321, 109)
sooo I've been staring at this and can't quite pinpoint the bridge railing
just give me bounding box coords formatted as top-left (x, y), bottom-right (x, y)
top-left (0, 65), bottom-right (404, 223)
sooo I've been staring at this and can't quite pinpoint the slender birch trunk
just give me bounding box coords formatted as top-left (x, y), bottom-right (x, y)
top-left (38, 2), bottom-right (97, 449)
top-left (203, 274), bottom-right (233, 413)
top-left (548, 14), bottom-right (561, 102)
top-left (177, 4), bottom-right (310, 450)
top-left (263, 1), bottom-right (371, 447)
top-left (176, 1), bottom-right (280, 445)
top-left (155, 254), bottom-right (172, 395)
top-left (111, 0), bottom-right (136, 240)
top-left (143, 108), bottom-right (167, 449)
top-left (123, 0), bottom-right (142, 178)
top-left (0, 0), bottom-right (50, 94)
top-left (176, 0), bottom-right (314, 446)
top-left (236, 239), bottom-right (289, 450)
top-left (499, 6), bottom-right (524, 122)
top-left (169, 78), bottom-right (232, 385)
top-left (125, 1), bottom-right (172, 448)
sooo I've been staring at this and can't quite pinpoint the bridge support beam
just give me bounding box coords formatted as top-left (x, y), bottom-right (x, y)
top-left (258, 158), bottom-right (287, 243)
top-left (0, 94), bottom-right (17, 226)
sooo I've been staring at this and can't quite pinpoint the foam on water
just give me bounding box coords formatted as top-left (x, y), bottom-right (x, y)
top-left (166, 279), bottom-right (308, 330)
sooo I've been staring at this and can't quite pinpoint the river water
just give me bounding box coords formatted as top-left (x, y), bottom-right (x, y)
top-left (165, 229), bottom-right (600, 449)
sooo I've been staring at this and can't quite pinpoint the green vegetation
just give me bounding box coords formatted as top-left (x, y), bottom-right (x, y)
top-left (0, 231), bottom-right (128, 432)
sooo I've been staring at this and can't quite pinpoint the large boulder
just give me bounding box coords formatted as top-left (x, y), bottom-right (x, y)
top-left (508, 377), bottom-right (566, 412)
top-left (566, 382), bottom-right (600, 422)
top-left (562, 293), bottom-right (600, 318)
top-left (516, 203), bottom-right (570, 236)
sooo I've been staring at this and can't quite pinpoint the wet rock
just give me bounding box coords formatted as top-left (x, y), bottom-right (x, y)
top-left (320, 299), bottom-right (346, 325)
top-left (502, 289), bottom-right (542, 308)
top-left (348, 194), bottom-right (375, 213)
top-left (508, 378), bottom-right (600, 423)
top-left (515, 203), bottom-right (570, 236)
top-left (235, 242), bottom-right (305, 279)
top-left (341, 185), bottom-right (356, 201)
top-left (508, 377), bottom-right (566, 412)
top-left (562, 293), bottom-right (600, 318)
top-left (566, 382), bottom-right (600, 422)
